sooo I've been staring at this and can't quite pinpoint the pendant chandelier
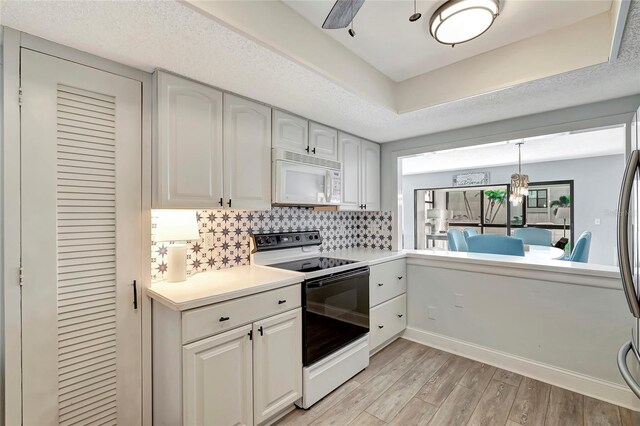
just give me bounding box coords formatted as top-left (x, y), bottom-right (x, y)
top-left (509, 142), bottom-right (529, 206)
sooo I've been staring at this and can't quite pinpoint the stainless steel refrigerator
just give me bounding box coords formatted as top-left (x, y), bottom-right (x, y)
top-left (617, 107), bottom-right (640, 398)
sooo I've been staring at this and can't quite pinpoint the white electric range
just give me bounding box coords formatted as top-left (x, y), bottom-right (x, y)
top-left (251, 230), bottom-right (370, 409)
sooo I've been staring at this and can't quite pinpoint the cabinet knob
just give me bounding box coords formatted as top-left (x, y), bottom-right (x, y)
top-left (378, 283), bottom-right (384, 287)
top-left (378, 325), bottom-right (384, 329)
top-left (397, 276), bottom-right (403, 280)
top-left (219, 316), bottom-right (230, 322)
top-left (398, 314), bottom-right (404, 318)
top-left (278, 299), bottom-right (287, 304)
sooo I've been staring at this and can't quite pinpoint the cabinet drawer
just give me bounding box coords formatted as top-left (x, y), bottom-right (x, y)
top-left (370, 259), bottom-right (406, 307)
top-left (182, 285), bottom-right (301, 344)
top-left (369, 293), bottom-right (406, 350)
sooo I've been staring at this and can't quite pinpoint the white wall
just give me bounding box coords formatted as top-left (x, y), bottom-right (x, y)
top-left (402, 154), bottom-right (624, 266)
top-left (404, 258), bottom-right (638, 409)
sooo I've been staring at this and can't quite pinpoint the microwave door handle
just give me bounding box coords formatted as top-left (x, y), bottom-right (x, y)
top-left (618, 149), bottom-right (640, 317)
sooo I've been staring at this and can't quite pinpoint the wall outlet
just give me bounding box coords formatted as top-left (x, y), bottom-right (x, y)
top-left (594, 218), bottom-right (601, 225)
top-left (427, 306), bottom-right (437, 320)
top-left (455, 293), bottom-right (464, 308)
top-left (203, 232), bottom-right (214, 250)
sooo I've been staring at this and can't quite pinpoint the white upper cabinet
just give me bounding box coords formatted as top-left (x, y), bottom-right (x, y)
top-left (272, 110), bottom-right (308, 154)
top-left (361, 140), bottom-right (381, 211)
top-left (154, 71), bottom-right (224, 208)
top-left (309, 122), bottom-right (338, 161)
top-left (224, 94), bottom-right (272, 210)
top-left (339, 134), bottom-right (380, 211)
top-left (154, 72), bottom-right (273, 210)
top-left (338, 132), bottom-right (361, 211)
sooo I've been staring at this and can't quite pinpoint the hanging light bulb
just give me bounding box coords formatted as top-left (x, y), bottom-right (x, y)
top-left (509, 142), bottom-right (529, 206)
top-left (348, 19), bottom-right (356, 37)
top-left (409, 0), bottom-right (422, 22)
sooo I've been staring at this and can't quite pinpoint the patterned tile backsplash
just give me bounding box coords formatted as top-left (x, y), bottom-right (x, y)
top-left (151, 207), bottom-right (393, 281)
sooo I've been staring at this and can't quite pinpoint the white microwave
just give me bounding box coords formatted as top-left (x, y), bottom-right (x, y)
top-left (272, 149), bottom-right (342, 206)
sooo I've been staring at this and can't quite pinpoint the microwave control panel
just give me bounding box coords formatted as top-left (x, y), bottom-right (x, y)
top-left (329, 170), bottom-right (341, 204)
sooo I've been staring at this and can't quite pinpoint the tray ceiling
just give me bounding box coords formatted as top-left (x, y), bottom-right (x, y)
top-left (284, 0), bottom-right (612, 82)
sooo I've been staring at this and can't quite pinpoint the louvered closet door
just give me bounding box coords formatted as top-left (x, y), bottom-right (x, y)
top-left (20, 49), bottom-right (142, 425)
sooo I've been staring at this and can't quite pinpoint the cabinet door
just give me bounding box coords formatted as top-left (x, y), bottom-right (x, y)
top-left (253, 309), bottom-right (302, 424)
top-left (272, 110), bottom-right (308, 154)
top-left (183, 325), bottom-right (253, 426)
top-left (155, 71), bottom-right (224, 208)
top-left (338, 132), bottom-right (361, 210)
top-left (224, 94), bottom-right (272, 210)
top-left (309, 122), bottom-right (338, 160)
top-left (360, 140), bottom-right (381, 211)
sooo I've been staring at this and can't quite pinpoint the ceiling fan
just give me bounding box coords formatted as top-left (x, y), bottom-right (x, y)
top-left (322, 0), bottom-right (366, 30)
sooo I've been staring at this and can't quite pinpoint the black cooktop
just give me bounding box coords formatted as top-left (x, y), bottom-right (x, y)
top-left (270, 257), bottom-right (357, 273)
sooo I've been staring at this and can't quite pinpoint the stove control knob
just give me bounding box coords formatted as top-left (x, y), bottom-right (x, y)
top-left (295, 236), bottom-right (300, 241)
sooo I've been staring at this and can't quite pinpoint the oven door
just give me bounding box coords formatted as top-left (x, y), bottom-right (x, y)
top-left (303, 267), bottom-right (370, 366)
top-left (274, 160), bottom-right (341, 205)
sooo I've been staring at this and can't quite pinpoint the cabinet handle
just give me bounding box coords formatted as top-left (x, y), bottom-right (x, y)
top-left (219, 316), bottom-right (230, 322)
top-left (227, 199), bottom-right (232, 208)
top-left (248, 329), bottom-right (253, 340)
top-left (132, 280), bottom-right (138, 310)
top-left (397, 276), bottom-right (403, 280)
top-left (219, 198), bottom-right (223, 207)
top-left (364, 204), bottom-right (367, 210)
top-left (258, 326), bottom-right (264, 336)
top-left (305, 146), bottom-right (310, 153)
top-left (278, 299), bottom-right (287, 304)
top-left (398, 314), bottom-right (404, 318)
top-left (311, 147), bottom-right (316, 154)
top-left (378, 325), bottom-right (384, 329)
top-left (378, 283), bottom-right (384, 287)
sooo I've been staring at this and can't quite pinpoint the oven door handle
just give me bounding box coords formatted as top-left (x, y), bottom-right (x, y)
top-left (306, 267), bottom-right (370, 288)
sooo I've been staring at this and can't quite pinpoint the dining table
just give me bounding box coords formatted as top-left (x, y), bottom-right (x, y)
top-left (525, 244), bottom-right (566, 261)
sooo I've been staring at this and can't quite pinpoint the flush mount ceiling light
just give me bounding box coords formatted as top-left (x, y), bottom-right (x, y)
top-left (430, 0), bottom-right (500, 47)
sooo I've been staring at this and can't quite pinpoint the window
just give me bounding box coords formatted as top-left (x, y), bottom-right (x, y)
top-left (527, 189), bottom-right (548, 208)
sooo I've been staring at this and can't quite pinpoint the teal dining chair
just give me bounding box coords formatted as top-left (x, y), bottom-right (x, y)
top-left (564, 231), bottom-right (592, 263)
top-left (447, 229), bottom-right (468, 252)
top-left (513, 228), bottom-right (552, 246)
top-left (466, 234), bottom-right (525, 256)
top-left (463, 228), bottom-right (478, 239)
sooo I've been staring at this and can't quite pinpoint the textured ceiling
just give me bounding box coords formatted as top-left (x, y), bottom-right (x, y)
top-left (1, 0), bottom-right (639, 143)
top-left (284, 0), bottom-right (612, 82)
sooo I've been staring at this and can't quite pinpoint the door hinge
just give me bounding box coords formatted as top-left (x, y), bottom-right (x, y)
top-left (18, 87), bottom-right (23, 106)
top-left (19, 266), bottom-right (24, 286)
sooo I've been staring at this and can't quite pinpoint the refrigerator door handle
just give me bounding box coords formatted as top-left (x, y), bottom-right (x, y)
top-left (618, 341), bottom-right (640, 398)
top-left (617, 149), bottom-right (640, 318)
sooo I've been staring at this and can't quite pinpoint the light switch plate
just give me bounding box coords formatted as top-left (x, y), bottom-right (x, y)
top-left (595, 218), bottom-right (601, 225)
top-left (427, 306), bottom-right (437, 320)
top-left (203, 232), bottom-right (214, 250)
top-left (455, 293), bottom-right (464, 308)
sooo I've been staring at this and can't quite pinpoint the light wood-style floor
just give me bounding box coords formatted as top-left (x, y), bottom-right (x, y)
top-left (277, 338), bottom-right (640, 426)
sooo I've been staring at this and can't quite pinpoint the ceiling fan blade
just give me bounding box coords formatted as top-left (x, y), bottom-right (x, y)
top-left (322, 0), bottom-right (366, 29)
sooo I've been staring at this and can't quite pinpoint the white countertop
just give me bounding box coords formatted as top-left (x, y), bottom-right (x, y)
top-left (325, 249), bottom-right (406, 265)
top-left (147, 265), bottom-right (304, 311)
top-left (148, 248), bottom-right (621, 311)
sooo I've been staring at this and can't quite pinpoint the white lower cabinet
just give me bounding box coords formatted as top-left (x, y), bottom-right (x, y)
top-left (253, 310), bottom-right (303, 424)
top-left (368, 259), bottom-right (407, 353)
top-left (370, 294), bottom-right (407, 351)
top-left (183, 325), bottom-right (254, 426)
top-left (153, 285), bottom-right (302, 426)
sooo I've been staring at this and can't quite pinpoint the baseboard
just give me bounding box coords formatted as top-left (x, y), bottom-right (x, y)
top-left (402, 327), bottom-right (640, 411)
